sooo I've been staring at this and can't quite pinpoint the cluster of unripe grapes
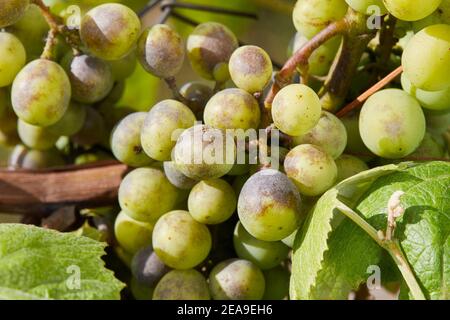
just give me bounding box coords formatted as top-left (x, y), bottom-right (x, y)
top-left (0, 0), bottom-right (449, 300)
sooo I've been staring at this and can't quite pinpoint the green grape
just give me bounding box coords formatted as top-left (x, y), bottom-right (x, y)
top-left (281, 229), bottom-right (298, 248)
top-left (47, 102), bottom-right (87, 136)
top-left (17, 119), bottom-right (59, 151)
top-left (114, 211), bottom-right (153, 254)
top-left (138, 24), bottom-right (185, 79)
top-left (152, 210), bottom-right (212, 270)
top-left (187, 22), bottom-right (239, 80)
top-left (9, 145), bottom-right (65, 169)
top-left (292, 111), bottom-right (347, 159)
top-left (0, 32), bottom-right (26, 87)
top-left (359, 89), bottom-right (426, 158)
top-left (153, 269), bottom-right (210, 300)
top-left (238, 169), bottom-right (303, 241)
top-left (272, 84), bottom-right (322, 136)
top-left (130, 277), bottom-right (153, 301)
top-left (179, 81), bottom-right (213, 117)
top-left (0, 0), bottom-right (29, 28)
top-left (412, 0), bottom-right (450, 31)
top-left (345, 0), bottom-right (387, 14)
top-left (408, 132), bottom-right (445, 159)
top-left (402, 24), bottom-right (450, 91)
top-left (72, 107), bottom-right (107, 146)
top-left (80, 3), bottom-right (141, 61)
top-left (141, 99), bottom-right (196, 162)
top-left (118, 167), bottom-right (179, 223)
top-left (341, 113), bottom-right (374, 159)
top-left (74, 151), bottom-right (112, 165)
top-left (131, 245), bottom-right (170, 287)
top-left (204, 88), bottom-right (260, 130)
top-left (188, 179), bottom-right (236, 225)
top-left (263, 266), bottom-right (290, 300)
top-left (292, 33), bottom-right (341, 77)
top-left (383, 0), bottom-right (442, 21)
top-left (293, 0), bottom-right (348, 38)
top-left (233, 222), bottom-right (289, 270)
top-left (173, 125), bottom-right (236, 180)
top-left (212, 62), bottom-right (230, 84)
top-left (163, 161), bottom-right (198, 190)
top-left (209, 259), bottom-right (265, 300)
top-left (109, 50), bottom-right (137, 81)
top-left (111, 112), bottom-right (153, 167)
top-left (229, 45), bottom-right (273, 93)
top-left (61, 53), bottom-right (114, 104)
top-left (284, 144), bottom-right (338, 196)
top-left (426, 111), bottom-right (450, 135)
top-left (12, 59), bottom-right (71, 126)
top-left (401, 73), bottom-right (450, 111)
top-left (335, 154), bottom-right (369, 183)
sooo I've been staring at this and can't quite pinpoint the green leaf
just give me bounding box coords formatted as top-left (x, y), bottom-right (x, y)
top-left (0, 224), bottom-right (125, 300)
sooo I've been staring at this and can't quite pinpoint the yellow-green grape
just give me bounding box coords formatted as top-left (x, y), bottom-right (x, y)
top-left (141, 99), bottom-right (196, 162)
top-left (114, 211), bottom-right (153, 255)
top-left (204, 88), bottom-right (260, 130)
top-left (12, 59), bottom-right (71, 126)
top-left (293, 0), bottom-right (348, 38)
top-left (284, 144), bottom-right (338, 196)
top-left (341, 113), bottom-right (374, 159)
top-left (187, 22), bottom-right (239, 80)
top-left (109, 50), bottom-right (137, 81)
top-left (401, 73), bottom-right (450, 111)
top-left (402, 24), bottom-right (450, 91)
top-left (383, 0), bottom-right (442, 21)
top-left (74, 151), bottom-right (112, 165)
top-left (233, 222), bottom-right (290, 270)
top-left (17, 119), bottom-right (59, 151)
top-left (412, 0), bottom-right (450, 31)
top-left (138, 24), bottom-right (184, 79)
top-left (153, 269), bottom-right (210, 300)
top-left (152, 210), bottom-right (212, 270)
top-left (345, 0), bottom-right (387, 15)
top-left (212, 62), bottom-right (230, 84)
top-left (163, 161), bottom-right (198, 190)
top-left (293, 111), bottom-right (347, 159)
top-left (0, 32), bottom-right (26, 87)
top-left (335, 154), bottom-right (369, 183)
top-left (173, 125), bottom-right (236, 180)
top-left (47, 102), bottom-right (87, 136)
top-left (229, 45), bottom-right (273, 93)
top-left (281, 229), bottom-right (298, 248)
top-left (0, 0), bottom-right (29, 28)
top-left (72, 107), bottom-right (106, 146)
top-left (209, 259), bottom-right (265, 300)
top-left (61, 53), bottom-right (114, 104)
top-left (359, 89), bottom-right (426, 158)
top-left (8, 145), bottom-right (65, 169)
top-left (263, 266), bottom-right (290, 300)
top-left (131, 245), bottom-right (170, 288)
top-left (111, 112), bottom-right (153, 167)
top-left (118, 167), bottom-right (178, 223)
top-left (238, 169), bottom-right (303, 241)
top-left (80, 3), bottom-right (141, 61)
top-left (130, 277), bottom-right (153, 301)
top-left (188, 179), bottom-right (236, 225)
top-left (408, 132), bottom-right (445, 159)
top-left (293, 33), bottom-right (341, 77)
top-left (272, 84), bottom-right (322, 136)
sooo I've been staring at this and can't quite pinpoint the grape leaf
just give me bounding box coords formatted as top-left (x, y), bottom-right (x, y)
top-left (0, 224), bottom-right (124, 300)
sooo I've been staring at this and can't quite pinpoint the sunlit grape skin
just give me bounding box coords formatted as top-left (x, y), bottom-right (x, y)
top-left (233, 222), bottom-right (290, 270)
top-left (0, 32), bottom-right (26, 87)
top-left (138, 24), bottom-right (185, 79)
top-left (80, 3), bottom-right (141, 61)
top-left (335, 154), bottom-right (369, 183)
top-left (284, 144), bottom-right (338, 196)
top-left (229, 45), bottom-right (273, 93)
top-left (238, 169), bottom-right (303, 241)
top-left (12, 59), bottom-right (71, 127)
top-left (272, 84), bottom-right (322, 136)
top-left (0, 0), bottom-right (29, 28)
top-left (359, 89), bottom-right (426, 159)
top-left (204, 88), bottom-right (261, 130)
top-left (114, 211), bottom-right (153, 254)
top-left (118, 167), bottom-right (179, 223)
top-left (345, 0), bottom-right (387, 15)
top-left (17, 119), bottom-right (59, 151)
top-left (209, 259), bottom-right (265, 300)
top-left (153, 269), bottom-right (210, 300)
top-left (111, 112), bottom-right (153, 167)
top-left (383, 0), bottom-right (442, 21)
top-left (402, 24), bottom-right (450, 91)
top-left (152, 210), bottom-right (212, 270)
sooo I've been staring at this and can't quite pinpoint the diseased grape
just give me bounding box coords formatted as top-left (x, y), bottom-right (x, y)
top-left (12, 59), bottom-right (71, 127)
top-left (179, 81), bottom-right (213, 117)
top-left (152, 210), bottom-right (212, 270)
top-left (0, 32), bottom-right (26, 87)
top-left (109, 50), bottom-right (137, 81)
top-left (47, 101), bottom-right (87, 137)
top-left (118, 167), bottom-right (179, 223)
top-left (0, 0), bottom-right (29, 28)
top-left (209, 259), bottom-right (265, 300)
top-left (284, 144), bottom-right (338, 196)
top-left (111, 112), bottom-right (153, 167)
top-left (138, 24), bottom-right (185, 79)
top-left (153, 269), bottom-right (210, 300)
top-left (263, 266), bottom-right (290, 300)
top-left (383, 0), bottom-right (442, 21)
top-left (131, 245), bottom-right (170, 287)
top-left (114, 211), bottom-right (153, 254)
top-left (17, 119), bottom-right (59, 151)
top-left (163, 161), bottom-right (198, 190)
top-left (72, 107), bottom-right (107, 146)
top-left (238, 169), bottom-right (303, 241)
top-left (335, 154), bottom-right (369, 183)
top-left (204, 88), bottom-right (260, 130)
top-left (8, 145), bottom-right (65, 169)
